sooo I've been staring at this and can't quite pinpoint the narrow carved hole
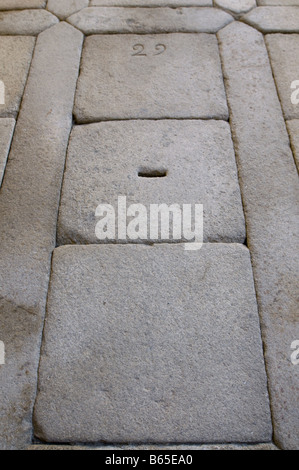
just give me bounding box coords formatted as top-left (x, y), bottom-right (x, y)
top-left (138, 169), bottom-right (167, 178)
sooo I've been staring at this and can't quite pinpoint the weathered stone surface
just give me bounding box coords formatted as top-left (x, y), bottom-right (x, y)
top-left (215, 0), bottom-right (256, 14)
top-left (0, 37), bottom-right (35, 118)
top-left (68, 7), bottom-right (233, 34)
top-left (0, 118), bottom-right (15, 187)
top-left (48, 0), bottom-right (89, 20)
top-left (0, 10), bottom-right (58, 35)
top-left (28, 443), bottom-right (279, 450)
top-left (0, 22), bottom-right (83, 450)
top-left (266, 34), bottom-right (299, 120)
top-left (243, 7), bottom-right (299, 33)
top-left (287, 120), bottom-right (299, 170)
top-left (258, 0), bottom-right (299, 5)
top-left (58, 120), bottom-right (245, 245)
top-left (34, 244), bottom-right (271, 443)
top-left (74, 34), bottom-right (228, 122)
top-left (218, 21), bottom-right (299, 450)
top-left (91, 0), bottom-right (212, 5)
top-left (0, 0), bottom-right (46, 8)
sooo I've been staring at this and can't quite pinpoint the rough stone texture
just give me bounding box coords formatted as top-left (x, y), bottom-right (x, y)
top-left (47, 0), bottom-right (89, 20)
top-left (258, 0), bottom-right (299, 5)
top-left (218, 21), bottom-right (299, 451)
top-left (0, 37), bottom-right (35, 118)
top-left (67, 7), bottom-right (233, 34)
top-left (242, 7), bottom-right (299, 33)
top-left (0, 0), bottom-right (46, 8)
top-left (91, 0), bottom-right (212, 5)
top-left (58, 120), bottom-right (245, 245)
top-left (28, 443), bottom-right (279, 450)
top-left (215, 0), bottom-right (256, 14)
top-left (0, 10), bottom-right (58, 35)
top-left (0, 22), bottom-right (83, 450)
top-left (34, 244), bottom-right (271, 443)
top-left (287, 120), bottom-right (299, 170)
top-left (266, 34), bottom-right (299, 120)
top-left (74, 34), bottom-right (228, 122)
top-left (0, 118), bottom-right (15, 187)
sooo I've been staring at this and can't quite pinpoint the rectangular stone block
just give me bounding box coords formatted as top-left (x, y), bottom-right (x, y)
top-left (91, 0), bottom-right (212, 5)
top-left (34, 244), bottom-right (272, 443)
top-left (243, 7), bottom-right (299, 33)
top-left (287, 120), bottom-right (299, 170)
top-left (0, 37), bottom-right (35, 118)
top-left (68, 7), bottom-right (233, 35)
top-left (218, 21), bottom-right (299, 450)
top-left (0, 10), bottom-right (58, 35)
top-left (57, 120), bottom-right (245, 245)
top-left (0, 0), bottom-right (46, 8)
top-left (266, 34), bottom-right (299, 120)
top-left (258, 0), bottom-right (299, 5)
top-left (0, 118), bottom-right (15, 187)
top-left (215, 0), bottom-right (256, 14)
top-left (74, 34), bottom-right (228, 122)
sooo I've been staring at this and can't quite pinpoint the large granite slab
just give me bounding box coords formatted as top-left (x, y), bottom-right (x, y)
top-left (34, 244), bottom-right (272, 443)
top-left (74, 34), bottom-right (228, 122)
top-left (57, 120), bottom-right (245, 245)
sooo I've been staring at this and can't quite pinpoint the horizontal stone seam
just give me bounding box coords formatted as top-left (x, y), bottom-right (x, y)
top-left (30, 439), bottom-right (277, 446)
top-left (0, 7), bottom-right (46, 12)
top-left (76, 6), bottom-right (228, 9)
top-left (56, 241), bottom-right (248, 247)
top-left (66, 29), bottom-right (236, 36)
top-left (72, 117), bottom-right (231, 126)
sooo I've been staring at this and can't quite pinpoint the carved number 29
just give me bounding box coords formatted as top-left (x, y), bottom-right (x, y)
top-left (132, 44), bottom-right (166, 57)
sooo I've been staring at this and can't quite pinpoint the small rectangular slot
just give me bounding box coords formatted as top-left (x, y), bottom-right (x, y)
top-left (138, 169), bottom-right (167, 178)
